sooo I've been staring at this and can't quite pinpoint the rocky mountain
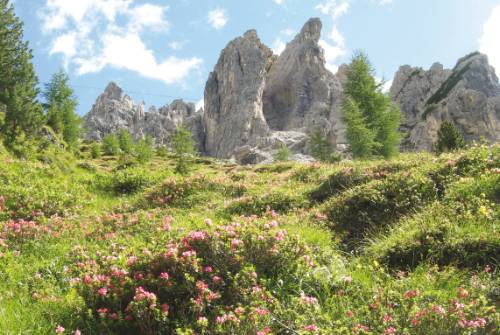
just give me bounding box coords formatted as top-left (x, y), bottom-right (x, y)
top-left (83, 19), bottom-right (499, 162)
top-left (391, 52), bottom-right (500, 151)
top-left (84, 82), bottom-right (205, 151)
top-left (203, 18), bottom-right (346, 163)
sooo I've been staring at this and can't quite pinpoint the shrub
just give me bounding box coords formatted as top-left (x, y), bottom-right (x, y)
top-left (90, 142), bottom-right (101, 159)
top-left (171, 126), bottom-right (197, 175)
top-left (69, 219), bottom-right (310, 334)
top-left (102, 134), bottom-right (120, 156)
top-left (96, 167), bottom-right (159, 195)
top-left (275, 144), bottom-right (291, 162)
top-left (436, 121), bottom-right (465, 154)
top-left (156, 145), bottom-right (169, 158)
top-left (308, 129), bottom-right (334, 162)
top-left (118, 129), bottom-right (134, 154)
top-left (144, 175), bottom-right (246, 208)
top-left (323, 171), bottom-right (437, 245)
top-left (135, 138), bottom-right (153, 164)
top-left (224, 192), bottom-right (306, 217)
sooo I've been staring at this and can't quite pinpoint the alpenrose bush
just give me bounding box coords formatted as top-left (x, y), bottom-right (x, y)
top-left (69, 218), bottom-right (311, 334)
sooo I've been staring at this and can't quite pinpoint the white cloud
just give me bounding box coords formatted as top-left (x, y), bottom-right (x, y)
top-left (274, 0), bottom-right (285, 5)
top-left (316, 0), bottom-right (350, 19)
top-left (280, 28), bottom-right (295, 36)
top-left (208, 9), bottom-right (228, 30)
top-left (40, 0), bottom-right (202, 86)
top-left (479, 5), bottom-right (500, 76)
top-left (195, 99), bottom-right (204, 111)
top-left (315, 1), bottom-right (351, 73)
top-left (272, 38), bottom-right (287, 55)
top-left (169, 41), bottom-right (186, 51)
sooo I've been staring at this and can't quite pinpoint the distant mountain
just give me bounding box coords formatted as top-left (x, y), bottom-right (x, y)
top-left (391, 52), bottom-right (500, 151)
top-left (84, 19), bottom-right (500, 162)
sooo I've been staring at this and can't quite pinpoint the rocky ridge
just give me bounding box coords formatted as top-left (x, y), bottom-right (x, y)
top-left (84, 82), bottom-right (205, 152)
top-left (84, 19), bottom-right (500, 162)
top-left (391, 52), bottom-right (500, 151)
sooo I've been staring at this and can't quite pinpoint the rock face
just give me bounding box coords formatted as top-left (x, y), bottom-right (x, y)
top-left (84, 82), bottom-right (205, 151)
top-left (263, 18), bottom-right (343, 137)
top-left (391, 52), bottom-right (500, 151)
top-left (203, 30), bottom-right (273, 158)
top-left (203, 18), bottom-right (346, 161)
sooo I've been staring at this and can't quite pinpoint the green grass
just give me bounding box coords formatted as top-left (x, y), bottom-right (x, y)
top-left (0, 144), bottom-right (498, 334)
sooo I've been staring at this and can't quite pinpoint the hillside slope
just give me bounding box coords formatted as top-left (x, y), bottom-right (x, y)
top-left (0, 145), bottom-right (498, 334)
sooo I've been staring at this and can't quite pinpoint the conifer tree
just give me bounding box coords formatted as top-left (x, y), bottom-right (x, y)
top-left (171, 126), bottom-right (196, 175)
top-left (118, 128), bottom-right (134, 154)
top-left (436, 121), bottom-right (465, 154)
top-left (342, 52), bottom-right (401, 159)
top-left (0, 0), bottom-right (44, 147)
top-left (43, 70), bottom-right (80, 147)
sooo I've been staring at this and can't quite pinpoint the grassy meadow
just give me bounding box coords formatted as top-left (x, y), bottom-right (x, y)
top-left (0, 143), bottom-right (498, 334)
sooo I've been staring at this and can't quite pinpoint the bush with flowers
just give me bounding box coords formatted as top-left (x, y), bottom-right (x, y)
top-left (69, 218), bottom-right (311, 334)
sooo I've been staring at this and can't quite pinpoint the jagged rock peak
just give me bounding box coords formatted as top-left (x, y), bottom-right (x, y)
top-left (103, 82), bottom-right (123, 100)
top-left (294, 17), bottom-right (322, 43)
top-left (390, 51), bottom-right (500, 151)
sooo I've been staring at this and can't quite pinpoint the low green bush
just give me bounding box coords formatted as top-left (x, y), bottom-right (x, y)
top-left (323, 171), bottom-right (437, 245)
top-left (95, 167), bottom-right (159, 195)
top-left (224, 192), bottom-right (307, 217)
top-left (144, 175), bottom-right (246, 208)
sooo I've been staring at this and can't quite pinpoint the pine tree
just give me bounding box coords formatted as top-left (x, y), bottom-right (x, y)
top-left (118, 129), bottom-right (134, 154)
top-left (0, 0), bottom-right (44, 147)
top-left (308, 129), bottom-right (333, 162)
top-left (43, 70), bottom-right (80, 147)
top-left (102, 134), bottom-right (120, 156)
top-left (436, 121), bottom-right (465, 154)
top-left (171, 126), bottom-right (196, 175)
top-left (342, 52), bottom-right (401, 159)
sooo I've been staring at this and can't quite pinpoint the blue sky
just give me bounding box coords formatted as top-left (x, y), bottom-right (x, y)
top-left (12, 0), bottom-right (500, 115)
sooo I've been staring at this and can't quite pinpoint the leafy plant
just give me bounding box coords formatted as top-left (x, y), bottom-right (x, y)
top-left (102, 134), bottom-right (120, 156)
top-left (436, 121), bottom-right (465, 154)
top-left (171, 126), bottom-right (197, 175)
top-left (275, 143), bottom-right (291, 162)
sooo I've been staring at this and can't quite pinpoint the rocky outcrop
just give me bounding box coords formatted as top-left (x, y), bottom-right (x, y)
top-left (263, 18), bottom-right (344, 141)
top-left (84, 82), bottom-right (205, 151)
top-left (391, 52), bottom-right (500, 151)
top-left (203, 18), bottom-right (346, 162)
top-left (203, 30), bottom-right (273, 158)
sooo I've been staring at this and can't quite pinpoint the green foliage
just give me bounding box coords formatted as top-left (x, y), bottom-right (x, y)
top-left (135, 137), bottom-right (153, 164)
top-left (343, 97), bottom-right (376, 158)
top-left (95, 167), bottom-right (159, 195)
top-left (436, 121), bottom-right (465, 154)
top-left (275, 143), bottom-right (291, 162)
top-left (342, 52), bottom-right (401, 158)
top-left (0, 1), bottom-right (44, 148)
top-left (171, 126), bottom-right (196, 174)
top-left (117, 128), bottom-right (134, 154)
top-left (89, 142), bottom-right (101, 159)
top-left (308, 129), bottom-right (334, 162)
top-left (324, 171), bottom-right (438, 246)
top-left (43, 70), bottom-right (80, 147)
top-left (156, 145), bottom-right (169, 158)
top-left (102, 133), bottom-right (120, 156)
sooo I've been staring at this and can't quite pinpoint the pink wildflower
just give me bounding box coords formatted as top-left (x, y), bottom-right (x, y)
top-left (97, 287), bottom-right (107, 297)
top-left (55, 325), bottom-right (65, 334)
top-left (384, 326), bottom-right (396, 334)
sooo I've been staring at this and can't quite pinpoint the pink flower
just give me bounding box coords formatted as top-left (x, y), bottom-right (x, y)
top-left (74, 330), bottom-right (81, 335)
top-left (404, 290), bottom-right (419, 299)
top-left (384, 326), bottom-right (396, 334)
top-left (97, 287), bottom-right (107, 297)
top-left (382, 314), bottom-right (392, 323)
top-left (457, 287), bottom-right (469, 299)
top-left (55, 325), bottom-right (65, 334)
top-left (159, 272), bottom-right (169, 280)
top-left (432, 305), bottom-right (446, 315)
top-left (231, 239), bottom-right (242, 249)
top-left (303, 324), bottom-right (318, 332)
top-left (212, 275), bottom-right (222, 284)
top-left (203, 266), bottom-right (213, 273)
top-left (300, 294), bottom-right (318, 305)
top-left (204, 218), bottom-right (213, 227)
top-left (188, 231), bottom-right (207, 241)
top-left (127, 256), bottom-right (138, 266)
top-left (161, 303), bottom-right (169, 314)
top-left (255, 308), bottom-right (269, 316)
top-left (347, 310), bottom-right (354, 318)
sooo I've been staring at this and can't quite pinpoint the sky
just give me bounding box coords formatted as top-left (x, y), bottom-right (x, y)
top-left (11, 0), bottom-right (500, 115)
